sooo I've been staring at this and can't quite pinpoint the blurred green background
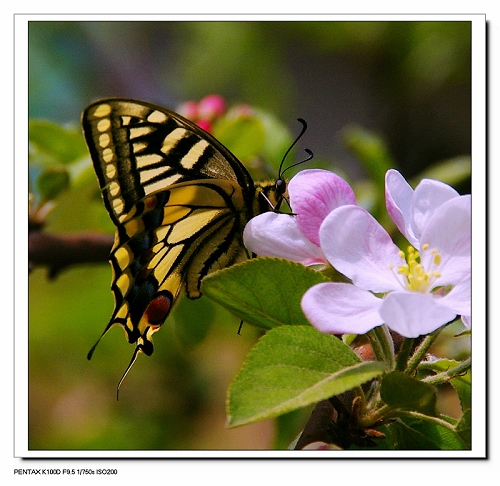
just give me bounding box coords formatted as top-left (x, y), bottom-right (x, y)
top-left (28, 20), bottom-right (472, 451)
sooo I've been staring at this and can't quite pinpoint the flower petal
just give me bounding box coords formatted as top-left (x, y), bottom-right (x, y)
top-left (410, 178), bottom-right (460, 244)
top-left (420, 195), bottom-right (471, 286)
top-left (437, 276), bottom-right (471, 319)
top-left (243, 212), bottom-right (325, 265)
top-left (385, 169), bottom-right (417, 245)
top-left (301, 282), bottom-right (383, 335)
top-left (319, 205), bottom-right (405, 292)
top-left (289, 169), bottom-right (356, 246)
top-left (379, 292), bottom-right (457, 337)
top-left (385, 169), bottom-right (460, 248)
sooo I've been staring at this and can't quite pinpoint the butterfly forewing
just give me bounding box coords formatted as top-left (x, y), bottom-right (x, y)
top-left (82, 99), bottom-right (260, 356)
top-left (82, 99), bottom-right (255, 226)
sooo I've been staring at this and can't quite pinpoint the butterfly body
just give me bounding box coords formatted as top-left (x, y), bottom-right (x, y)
top-left (82, 99), bottom-right (284, 359)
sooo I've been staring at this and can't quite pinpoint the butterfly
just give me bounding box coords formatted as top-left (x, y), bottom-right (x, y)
top-left (82, 98), bottom-right (310, 393)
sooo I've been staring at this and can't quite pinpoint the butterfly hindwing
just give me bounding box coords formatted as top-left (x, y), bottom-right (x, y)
top-left (108, 180), bottom-right (249, 354)
top-left (82, 99), bottom-right (260, 356)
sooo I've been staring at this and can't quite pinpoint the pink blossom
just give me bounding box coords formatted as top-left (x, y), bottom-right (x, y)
top-left (243, 169), bottom-right (356, 265)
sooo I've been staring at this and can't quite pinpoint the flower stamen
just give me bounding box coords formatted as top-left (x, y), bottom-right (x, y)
top-left (395, 244), bottom-right (441, 293)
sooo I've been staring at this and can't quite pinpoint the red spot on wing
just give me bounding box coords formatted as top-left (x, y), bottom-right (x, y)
top-left (144, 195), bottom-right (157, 210)
top-left (145, 291), bottom-right (173, 325)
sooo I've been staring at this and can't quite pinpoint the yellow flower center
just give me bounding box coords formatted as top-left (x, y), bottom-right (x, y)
top-left (395, 244), bottom-right (441, 293)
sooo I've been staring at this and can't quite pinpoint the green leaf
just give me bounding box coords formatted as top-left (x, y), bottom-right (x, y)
top-left (29, 119), bottom-right (88, 165)
top-left (447, 372), bottom-right (471, 412)
top-left (383, 417), bottom-right (467, 450)
top-left (375, 422), bottom-right (427, 450)
top-left (455, 409), bottom-right (471, 448)
top-left (227, 325), bottom-right (386, 427)
top-left (201, 258), bottom-right (330, 329)
top-left (419, 358), bottom-right (471, 411)
top-left (380, 371), bottom-right (437, 416)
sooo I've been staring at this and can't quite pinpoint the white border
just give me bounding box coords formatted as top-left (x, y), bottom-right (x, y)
top-left (14, 13), bottom-right (30, 461)
top-left (469, 16), bottom-right (487, 460)
top-left (14, 13), bottom-right (486, 462)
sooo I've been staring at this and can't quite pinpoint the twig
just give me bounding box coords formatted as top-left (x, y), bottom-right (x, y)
top-left (28, 230), bottom-right (113, 278)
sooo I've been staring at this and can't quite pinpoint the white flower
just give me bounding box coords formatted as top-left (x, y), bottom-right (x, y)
top-left (385, 168), bottom-right (462, 250)
top-left (302, 171), bottom-right (471, 338)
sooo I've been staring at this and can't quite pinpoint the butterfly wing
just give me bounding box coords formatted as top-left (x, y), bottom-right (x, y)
top-left (82, 98), bottom-right (256, 225)
top-left (82, 99), bottom-right (256, 355)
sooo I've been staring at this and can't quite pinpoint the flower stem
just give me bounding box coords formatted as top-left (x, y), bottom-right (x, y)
top-left (422, 357), bottom-right (471, 385)
top-left (358, 403), bottom-right (392, 427)
top-left (395, 337), bottom-right (415, 371)
top-left (389, 410), bottom-right (458, 433)
top-left (368, 325), bottom-right (395, 370)
top-left (351, 386), bottom-right (367, 421)
top-left (405, 327), bottom-right (444, 375)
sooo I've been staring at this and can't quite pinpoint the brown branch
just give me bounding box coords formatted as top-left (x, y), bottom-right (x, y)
top-left (28, 230), bottom-right (114, 278)
top-left (294, 392), bottom-right (381, 450)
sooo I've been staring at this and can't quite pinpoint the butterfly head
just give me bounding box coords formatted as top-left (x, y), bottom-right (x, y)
top-left (274, 178), bottom-right (287, 199)
top-left (255, 179), bottom-right (289, 213)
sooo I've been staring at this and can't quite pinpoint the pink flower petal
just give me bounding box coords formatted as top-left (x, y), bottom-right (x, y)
top-left (379, 292), bottom-right (457, 337)
top-left (302, 283), bottom-right (384, 335)
top-left (319, 205), bottom-right (405, 293)
top-left (177, 100), bottom-right (198, 121)
top-left (289, 169), bottom-right (356, 247)
top-left (198, 94), bottom-right (226, 119)
top-left (243, 212), bottom-right (325, 265)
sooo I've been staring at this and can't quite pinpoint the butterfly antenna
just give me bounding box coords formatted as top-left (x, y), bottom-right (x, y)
top-left (281, 148), bottom-right (314, 178)
top-left (116, 345), bottom-right (141, 401)
top-left (278, 118), bottom-right (312, 179)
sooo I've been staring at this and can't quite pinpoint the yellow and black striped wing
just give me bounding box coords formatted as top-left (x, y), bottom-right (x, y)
top-left (83, 98), bottom-right (256, 226)
top-left (82, 98), bottom-right (257, 356)
top-left (106, 179), bottom-right (250, 356)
